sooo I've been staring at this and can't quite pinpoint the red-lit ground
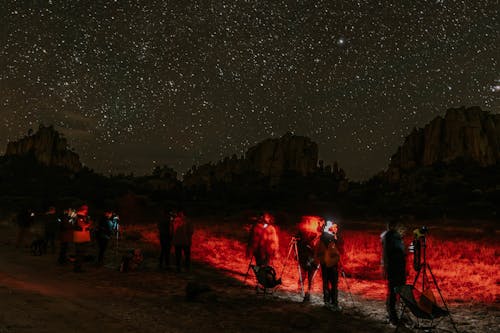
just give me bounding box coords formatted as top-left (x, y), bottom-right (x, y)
top-left (0, 216), bottom-right (498, 333)
top-left (138, 218), bottom-right (499, 304)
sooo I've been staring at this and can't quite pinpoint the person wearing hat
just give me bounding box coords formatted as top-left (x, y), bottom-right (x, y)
top-left (315, 220), bottom-right (344, 311)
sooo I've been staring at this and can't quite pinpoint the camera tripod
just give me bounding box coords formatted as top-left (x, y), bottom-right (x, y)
top-left (279, 236), bottom-right (306, 297)
top-left (395, 235), bottom-right (459, 333)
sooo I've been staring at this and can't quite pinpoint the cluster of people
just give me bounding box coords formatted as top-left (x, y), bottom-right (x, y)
top-left (246, 212), bottom-right (407, 324)
top-left (157, 208), bottom-right (194, 273)
top-left (16, 204), bottom-right (407, 325)
top-left (16, 203), bottom-right (195, 274)
top-left (16, 204), bottom-right (120, 273)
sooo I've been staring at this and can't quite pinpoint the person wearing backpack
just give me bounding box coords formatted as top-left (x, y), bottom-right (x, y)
top-left (316, 220), bottom-right (344, 311)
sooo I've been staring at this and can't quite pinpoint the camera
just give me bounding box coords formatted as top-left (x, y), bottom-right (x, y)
top-left (413, 226), bottom-right (428, 239)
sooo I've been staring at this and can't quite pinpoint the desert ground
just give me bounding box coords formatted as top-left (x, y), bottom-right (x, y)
top-left (0, 216), bottom-right (498, 333)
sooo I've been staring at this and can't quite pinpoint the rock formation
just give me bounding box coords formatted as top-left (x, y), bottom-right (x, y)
top-left (5, 125), bottom-right (83, 172)
top-left (183, 133), bottom-right (346, 192)
top-left (386, 106), bottom-right (500, 182)
top-left (246, 132), bottom-right (318, 178)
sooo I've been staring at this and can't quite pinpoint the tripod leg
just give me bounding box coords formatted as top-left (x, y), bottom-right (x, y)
top-left (427, 264), bottom-right (460, 333)
top-left (243, 256), bottom-right (254, 285)
top-left (394, 301), bottom-right (407, 333)
top-left (293, 241), bottom-right (305, 297)
top-left (311, 263), bottom-right (321, 284)
top-left (341, 270), bottom-right (355, 307)
top-left (279, 240), bottom-right (295, 279)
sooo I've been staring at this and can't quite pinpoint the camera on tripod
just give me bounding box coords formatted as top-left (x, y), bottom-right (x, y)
top-left (409, 226), bottom-right (429, 271)
top-left (413, 226), bottom-right (428, 239)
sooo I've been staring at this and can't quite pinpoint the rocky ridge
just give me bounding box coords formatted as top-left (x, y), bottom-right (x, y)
top-left (5, 125), bottom-right (83, 173)
top-left (183, 133), bottom-right (346, 190)
top-left (386, 106), bottom-right (500, 182)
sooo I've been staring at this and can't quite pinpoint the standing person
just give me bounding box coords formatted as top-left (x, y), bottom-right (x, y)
top-left (73, 205), bottom-right (91, 272)
top-left (43, 206), bottom-right (59, 254)
top-left (316, 220), bottom-right (344, 311)
top-left (158, 208), bottom-right (174, 270)
top-left (296, 216), bottom-right (322, 302)
top-left (95, 210), bottom-right (113, 267)
top-left (16, 207), bottom-right (35, 248)
top-left (172, 210), bottom-right (194, 272)
top-left (381, 219), bottom-right (407, 325)
top-left (58, 208), bottom-right (75, 265)
top-left (246, 212), bottom-right (280, 267)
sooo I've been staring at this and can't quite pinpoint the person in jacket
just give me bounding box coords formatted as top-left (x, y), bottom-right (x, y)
top-left (316, 220), bottom-right (344, 311)
top-left (16, 206), bottom-right (35, 248)
top-left (58, 208), bottom-right (75, 265)
top-left (172, 210), bottom-right (194, 272)
top-left (246, 212), bottom-right (280, 267)
top-left (73, 205), bottom-right (91, 272)
top-left (95, 210), bottom-right (113, 267)
top-left (381, 219), bottom-right (407, 325)
top-left (296, 216), bottom-right (322, 302)
top-left (158, 208), bottom-right (174, 270)
top-left (43, 206), bottom-right (59, 254)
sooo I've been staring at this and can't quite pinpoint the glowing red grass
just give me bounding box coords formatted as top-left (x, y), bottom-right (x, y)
top-left (135, 222), bottom-right (499, 304)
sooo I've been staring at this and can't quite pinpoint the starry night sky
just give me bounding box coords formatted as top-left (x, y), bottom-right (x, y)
top-left (1, 1), bottom-right (498, 180)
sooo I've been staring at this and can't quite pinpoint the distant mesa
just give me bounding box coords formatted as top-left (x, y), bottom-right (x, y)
top-left (5, 125), bottom-right (83, 173)
top-left (183, 132), bottom-right (347, 190)
top-left (384, 106), bottom-right (500, 182)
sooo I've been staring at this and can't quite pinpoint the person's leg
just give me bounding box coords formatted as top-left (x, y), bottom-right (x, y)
top-left (331, 265), bottom-right (339, 306)
top-left (97, 238), bottom-right (108, 265)
top-left (165, 241), bottom-right (171, 266)
top-left (175, 245), bottom-right (182, 272)
top-left (387, 279), bottom-right (399, 324)
top-left (58, 241), bottom-right (68, 264)
top-left (184, 245), bottom-right (191, 271)
top-left (74, 243), bottom-right (83, 272)
top-left (303, 267), bottom-right (314, 302)
top-left (159, 237), bottom-right (167, 268)
top-left (48, 234), bottom-right (56, 254)
top-left (320, 264), bottom-right (329, 304)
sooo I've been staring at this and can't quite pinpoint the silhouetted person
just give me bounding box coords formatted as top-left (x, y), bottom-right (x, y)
top-left (246, 212), bottom-right (279, 267)
top-left (158, 208), bottom-right (174, 270)
top-left (316, 220), bottom-right (344, 311)
top-left (296, 216), bottom-right (323, 302)
top-left (73, 205), bottom-right (91, 272)
top-left (95, 210), bottom-right (113, 267)
top-left (172, 210), bottom-right (193, 272)
top-left (16, 207), bottom-right (34, 248)
top-left (381, 219), bottom-right (407, 325)
top-left (43, 206), bottom-right (59, 254)
top-left (58, 208), bottom-right (75, 265)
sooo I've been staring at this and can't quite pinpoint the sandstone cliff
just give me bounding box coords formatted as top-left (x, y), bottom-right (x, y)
top-left (386, 106), bottom-right (500, 182)
top-left (5, 125), bottom-right (83, 172)
top-left (246, 132), bottom-right (318, 178)
top-left (183, 133), bottom-right (346, 191)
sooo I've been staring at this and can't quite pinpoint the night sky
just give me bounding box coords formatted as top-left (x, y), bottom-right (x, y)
top-left (1, 1), bottom-right (498, 180)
